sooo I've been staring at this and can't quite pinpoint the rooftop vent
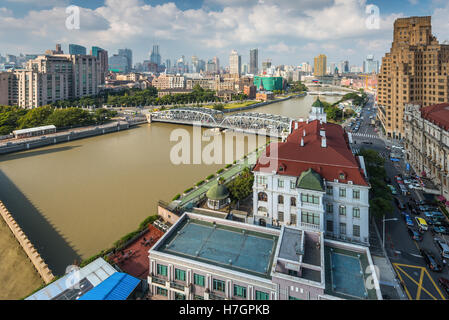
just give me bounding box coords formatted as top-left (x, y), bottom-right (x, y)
top-left (321, 137), bottom-right (327, 148)
top-left (300, 138), bottom-right (304, 147)
top-left (303, 129), bottom-right (306, 137)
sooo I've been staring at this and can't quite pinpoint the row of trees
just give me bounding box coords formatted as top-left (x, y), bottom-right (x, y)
top-left (289, 81), bottom-right (308, 93)
top-left (358, 148), bottom-right (394, 219)
top-left (0, 105), bottom-right (117, 135)
top-left (227, 167), bottom-right (254, 203)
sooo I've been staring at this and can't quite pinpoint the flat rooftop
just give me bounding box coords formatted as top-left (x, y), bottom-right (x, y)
top-left (157, 218), bottom-right (278, 278)
top-left (324, 245), bottom-right (378, 300)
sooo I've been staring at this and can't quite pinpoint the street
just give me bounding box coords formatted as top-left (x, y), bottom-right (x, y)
top-left (348, 94), bottom-right (449, 300)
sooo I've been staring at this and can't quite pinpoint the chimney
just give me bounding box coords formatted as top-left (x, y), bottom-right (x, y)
top-left (320, 127), bottom-right (326, 137)
top-left (300, 138), bottom-right (304, 147)
top-left (321, 137), bottom-right (327, 148)
top-left (303, 129), bottom-right (306, 137)
top-left (295, 122), bottom-right (298, 129)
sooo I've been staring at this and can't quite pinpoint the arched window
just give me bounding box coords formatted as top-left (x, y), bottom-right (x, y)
top-left (258, 192), bottom-right (268, 202)
top-left (291, 197), bottom-right (296, 207)
top-left (278, 195), bottom-right (284, 204)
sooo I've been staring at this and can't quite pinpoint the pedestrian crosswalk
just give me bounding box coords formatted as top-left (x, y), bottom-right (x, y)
top-left (351, 133), bottom-right (380, 140)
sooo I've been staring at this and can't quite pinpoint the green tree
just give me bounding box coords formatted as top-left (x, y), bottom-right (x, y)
top-left (17, 106), bottom-right (53, 129)
top-left (227, 167), bottom-right (254, 202)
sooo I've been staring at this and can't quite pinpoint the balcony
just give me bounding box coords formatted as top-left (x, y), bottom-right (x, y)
top-left (209, 292), bottom-right (226, 300)
top-left (299, 222), bottom-right (321, 231)
top-left (170, 282), bottom-right (186, 291)
top-left (151, 276), bottom-right (166, 286)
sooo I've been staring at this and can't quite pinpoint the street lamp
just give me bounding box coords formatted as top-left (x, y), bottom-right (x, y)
top-left (383, 217), bottom-right (398, 248)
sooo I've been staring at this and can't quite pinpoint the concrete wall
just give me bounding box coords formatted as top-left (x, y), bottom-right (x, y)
top-left (157, 205), bottom-right (180, 225)
top-left (0, 201), bottom-right (55, 284)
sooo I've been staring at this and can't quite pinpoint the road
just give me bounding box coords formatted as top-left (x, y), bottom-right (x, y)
top-left (347, 94), bottom-right (449, 300)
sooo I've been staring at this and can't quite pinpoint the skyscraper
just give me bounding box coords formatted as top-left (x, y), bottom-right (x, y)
top-left (213, 56), bottom-right (220, 73)
top-left (314, 54), bottom-right (327, 77)
top-left (377, 16), bottom-right (449, 140)
top-left (91, 46), bottom-right (108, 84)
top-left (229, 50), bottom-right (241, 76)
top-left (118, 48), bottom-right (133, 72)
top-left (250, 49), bottom-right (258, 75)
top-left (150, 45), bottom-right (162, 67)
top-left (69, 44), bottom-right (86, 55)
top-left (363, 55), bottom-right (379, 74)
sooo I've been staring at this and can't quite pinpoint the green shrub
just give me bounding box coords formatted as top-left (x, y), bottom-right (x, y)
top-left (206, 174), bottom-right (215, 180)
top-left (196, 180), bottom-right (205, 186)
top-left (184, 187), bottom-right (194, 194)
top-left (217, 168), bottom-right (224, 174)
top-left (138, 215), bottom-right (158, 230)
top-left (225, 164), bottom-right (232, 168)
top-left (172, 194), bottom-right (181, 201)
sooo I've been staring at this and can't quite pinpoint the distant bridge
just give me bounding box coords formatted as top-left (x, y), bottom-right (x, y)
top-left (147, 107), bottom-right (292, 138)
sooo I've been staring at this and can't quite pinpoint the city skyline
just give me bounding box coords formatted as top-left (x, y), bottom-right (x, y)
top-left (1, 0), bottom-right (449, 67)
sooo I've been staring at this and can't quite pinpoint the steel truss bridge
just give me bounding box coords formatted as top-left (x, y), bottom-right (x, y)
top-left (148, 107), bottom-right (292, 138)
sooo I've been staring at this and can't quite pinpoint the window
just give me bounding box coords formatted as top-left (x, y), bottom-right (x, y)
top-left (175, 292), bottom-right (186, 300)
top-left (301, 211), bottom-right (320, 226)
top-left (289, 296), bottom-right (301, 300)
top-left (157, 264), bottom-right (167, 276)
top-left (255, 291), bottom-right (270, 300)
top-left (353, 225), bottom-right (360, 237)
top-left (156, 287), bottom-right (168, 296)
top-left (339, 188), bottom-right (346, 197)
top-left (175, 268), bottom-right (186, 281)
top-left (278, 195), bottom-right (284, 204)
top-left (290, 214), bottom-right (297, 225)
top-left (278, 212), bottom-right (284, 222)
top-left (213, 279), bottom-right (226, 292)
top-left (258, 192), bottom-right (268, 201)
top-left (290, 181), bottom-right (296, 189)
top-left (339, 205), bottom-right (346, 216)
top-left (353, 207), bottom-right (360, 219)
top-left (291, 197), bottom-right (296, 207)
top-left (326, 186), bottom-right (333, 195)
top-left (327, 220), bottom-right (333, 232)
top-left (256, 176), bottom-right (267, 185)
top-left (233, 285), bottom-right (247, 298)
top-left (278, 179), bottom-right (284, 188)
top-left (326, 203), bottom-right (333, 214)
top-left (353, 189), bottom-right (360, 200)
top-left (194, 295), bottom-right (204, 300)
top-left (340, 223), bottom-right (347, 235)
top-left (301, 194), bottom-right (320, 205)
top-left (194, 274), bottom-right (205, 287)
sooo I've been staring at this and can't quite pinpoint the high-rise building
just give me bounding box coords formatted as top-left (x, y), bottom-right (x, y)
top-left (206, 59), bottom-right (217, 74)
top-left (313, 54), bottom-right (327, 77)
top-left (118, 48), bottom-right (133, 72)
top-left (229, 50), bottom-right (241, 76)
top-left (150, 45), bottom-right (161, 67)
top-left (165, 59), bottom-right (172, 74)
top-left (213, 57), bottom-right (220, 73)
top-left (363, 55), bottom-right (379, 74)
top-left (45, 44), bottom-right (64, 55)
top-left (377, 16), bottom-right (449, 139)
top-left (249, 48), bottom-right (258, 75)
top-left (109, 54), bottom-right (129, 73)
top-left (69, 44), bottom-right (87, 55)
top-left (0, 72), bottom-right (18, 106)
top-left (91, 46), bottom-right (108, 84)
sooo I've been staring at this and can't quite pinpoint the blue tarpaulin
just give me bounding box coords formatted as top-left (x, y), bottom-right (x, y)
top-left (78, 272), bottom-right (140, 300)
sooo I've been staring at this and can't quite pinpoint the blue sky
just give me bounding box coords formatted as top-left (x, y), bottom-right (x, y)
top-left (0, 0), bottom-right (448, 68)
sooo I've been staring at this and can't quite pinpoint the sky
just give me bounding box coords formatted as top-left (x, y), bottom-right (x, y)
top-left (1, 0), bottom-right (449, 68)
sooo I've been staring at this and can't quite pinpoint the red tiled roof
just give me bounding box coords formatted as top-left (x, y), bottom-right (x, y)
top-left (421, 103), bottom-right (449, 130)
top-left (253, 120), bottom-right (369, 186)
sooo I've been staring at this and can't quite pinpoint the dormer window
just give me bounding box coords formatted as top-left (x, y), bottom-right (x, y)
top-left (339, 172), bottom-right (346, 180)
top-left (279, 163), bottom-right (286, 172)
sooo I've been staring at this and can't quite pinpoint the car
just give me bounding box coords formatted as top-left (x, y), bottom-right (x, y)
top-left (420, 249), bottom-right (443, 272)
top-left (395, 198), bottom-right (407, 210)
top-left (416, 217), bottom-right (428, 231)
top-left (432, 226), bottom-right (448, 235)
top-left (405, 214), bottom-right (414, 227)
top-left (395, 176), bottom-right (404, 184)
top-left (434, 238), bottom-right (449, 259)
top-left (408, 228), bottom-right (423, 241)
top-left (388, 185), bottom-right (398, 195)
top-left (438, 278), bottom-right (449, 295)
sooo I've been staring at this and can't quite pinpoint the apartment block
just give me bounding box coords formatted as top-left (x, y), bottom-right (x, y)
top-left (152, 74), bottom-right (186, 90)
top-left (377, 16), bottom-right (449, 139)
top-left (0, 71), bottom-right (18, 106)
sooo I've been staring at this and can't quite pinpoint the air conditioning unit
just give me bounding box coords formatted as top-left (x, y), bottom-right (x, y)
top-left (348, 181), bottom-right (353, 185)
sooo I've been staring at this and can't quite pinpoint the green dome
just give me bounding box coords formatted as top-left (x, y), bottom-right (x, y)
top-left (206, 183), bottom-right (230, 200)
top-left (296, 169), bottom-right (324, 192)
top-left (312, 98), bottom-right (324, 109)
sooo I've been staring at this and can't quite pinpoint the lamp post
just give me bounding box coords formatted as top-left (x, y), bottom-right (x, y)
top-left (383, 217), bottom-right (398, 248)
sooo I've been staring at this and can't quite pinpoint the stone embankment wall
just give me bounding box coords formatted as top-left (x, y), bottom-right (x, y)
top-left (0, 201), bottom-right (55, 284)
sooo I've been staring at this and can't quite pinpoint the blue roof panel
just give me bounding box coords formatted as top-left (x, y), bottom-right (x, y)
top-left (78, 272), bottom-right (140, 300)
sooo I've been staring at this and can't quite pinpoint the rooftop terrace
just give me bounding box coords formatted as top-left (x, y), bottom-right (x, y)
top-left (156, 218), bottom-right (278, 278)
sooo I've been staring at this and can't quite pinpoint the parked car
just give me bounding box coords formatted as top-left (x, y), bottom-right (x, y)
top-left (438, 278), bottom-right (449, 296)
top-left (416, 217), bottom-right (428, 231)
top-left (408, 228), bottom-right (423, 241)
top-left (395, 197), bottom-right (406, 210)
top-left (432, 226), bottom-right (448, 236)
top-left (434, 238), bottom-right (449, 259)
top-left (388, 185), bottom-right (398, 195)
top-left (420, 249), bottom-right (443, 272)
